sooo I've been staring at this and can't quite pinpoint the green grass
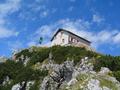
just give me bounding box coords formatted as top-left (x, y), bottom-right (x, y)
top-left (97, 75), bottom-right (118, 90)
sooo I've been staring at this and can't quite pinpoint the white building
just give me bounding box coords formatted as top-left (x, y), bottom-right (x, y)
top-left (51, 29), bottom-right (91, 49)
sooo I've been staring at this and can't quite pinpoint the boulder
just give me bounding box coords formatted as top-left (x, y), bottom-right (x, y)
top-left (12, 84), bottom-right (21, 90)
top-left (40, 61), bottom-right (74, 90)
top-left (99, 67), bottom-right (110, 75)
top-left (87, 79), bottom-right (102, 90)
top-left (67, 78), bottom-right (77, 86)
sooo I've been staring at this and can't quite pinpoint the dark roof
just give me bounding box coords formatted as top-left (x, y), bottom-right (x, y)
top-left (51, 28), bottom-right (91, 43)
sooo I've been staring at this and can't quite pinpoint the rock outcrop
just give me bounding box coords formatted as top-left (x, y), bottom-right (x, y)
top-left (40, 57), bottom-right (120, 90)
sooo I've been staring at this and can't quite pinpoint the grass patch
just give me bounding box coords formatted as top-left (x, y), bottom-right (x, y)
top-left (98, 76), bottom-right (118, 90)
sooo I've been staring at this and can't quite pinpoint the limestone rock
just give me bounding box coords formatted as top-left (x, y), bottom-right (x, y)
top-left (99, 67), bottom-right (110, 75)
top-left (12, 84), bottom-right (21, 90)
top-left (86, 79), bottom-right (102, 90)
top-left (67, 78), bottom-right (77, 86)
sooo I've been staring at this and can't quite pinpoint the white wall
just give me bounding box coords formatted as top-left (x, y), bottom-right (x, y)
top-left (51, 31), bottom-right (91, 47)
top-left (51, 31), bottom-right (69, 46)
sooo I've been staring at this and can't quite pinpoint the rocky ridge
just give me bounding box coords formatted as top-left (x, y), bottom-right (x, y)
top-left (1, 46), bottom-right (120, 90)
top-left (39, 56), bottom-right (120, 90)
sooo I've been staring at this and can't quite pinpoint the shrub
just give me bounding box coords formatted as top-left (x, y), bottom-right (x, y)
top-left (51, 45), bottom-right (96, 64)
top-left (29, 80), bottom-right (41, 90)
top-left (93, 55), bottom-right (120, 71)
top-left (28, 47), bottom-right (50, 66)
top-left (16, 46), bottom-right (97, 65)
top-left (0, 60), bottom-right (24, 81)
top-left (113, 71), bottom-right (120, 82)
top-left (14, 67), bottom-right (48, 83)
top-left (15, 49), bottom-right (32, 59)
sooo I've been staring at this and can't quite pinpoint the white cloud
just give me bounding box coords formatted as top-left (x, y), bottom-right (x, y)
top-left (0, 0), bottom-right (21, 39)
top-left (0, 27), bottom-right (19, 38)
top-left (31, 18), bottom-right (120, 49)
top-left (30, 19), bottom-right (90, 47)
top-left (0, 0), bottom-right (21, 21)
top-left (93, 14), bottom-right (104, 23)
top-left (0, 0), bottom-right (21, 17)
top-left (19, 1), bottom-right (49, 19)
top-left (27, 41), bottom-right (38, 47)
top-left (34, 19), bottom-right (90, 41)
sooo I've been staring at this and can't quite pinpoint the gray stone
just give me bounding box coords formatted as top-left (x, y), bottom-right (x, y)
top-left (12, 84), bottom-right (21, 90)
top-left (99, 67), bottom-right (110, 75)
top-left (86, 79), bottom-right (102, 90)
top-left (67, 78), bottom-right (77, 86)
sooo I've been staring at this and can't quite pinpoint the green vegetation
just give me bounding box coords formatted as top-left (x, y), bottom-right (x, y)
top-left (15, 47), bottom-right (50, 66)
top-left (15, 45), bottom-right (97, 65)
top-left (93, 55), bottom-right (120, 82)
top-left (50, 46), bottom-right (97, 64)
top-left (93, 55), bottom-right (120, 71)
top-left (0, 60), bottom-right (48, 90)
top-left (99, 77), bottom-right (118, 90)
top-left (113, 71), bottom-right (120, 82)
top-left (29, 80), bottom-right (41, 90)
top-left (1, 46), bottom-right (120, 89)
top-left (28, 47), bottom-right (50, 66)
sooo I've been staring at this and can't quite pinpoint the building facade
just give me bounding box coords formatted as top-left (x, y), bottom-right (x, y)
top-left (51, 29), bottom-right (91, 49)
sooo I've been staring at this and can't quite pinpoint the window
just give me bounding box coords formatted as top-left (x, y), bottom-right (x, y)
top-left (71, 38), bottom-right (73, 42)
top-left (62, 39), bottom-right (65, 43)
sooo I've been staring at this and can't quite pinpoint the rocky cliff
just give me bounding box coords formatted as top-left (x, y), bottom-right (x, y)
top-left (0, 46), bottom-right (120, 90)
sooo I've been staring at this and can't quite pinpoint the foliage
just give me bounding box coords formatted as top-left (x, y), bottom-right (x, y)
top-left (113, 71), bottom-right (120, 82)
top-left (1, 45), bottom-right (120, 89)
top-left (0, 83), bottom-right (14, 90)
top-left (93, 55), bottom-right (120, 82)
top-left (15, 46), bottom-right (97, 65)
top-left (0, 60), bottom-right (24, 82)
top-left (99, 76), bottom-right (118, 89)
top-left (94, 55), bottom-right (120, 71)
top-left (0, 60), bottom-right (48, 90)
top-left (14, 67), bottom-right (48, 83)
top-left (50, 45), bottom-right (97, 64)
top-left (15, 49), bottom-right (32, 59)
top-left (15, 47), bottom-right (50, 66)
top-left (29, 80), bottom-right (41, 90)
top-left (28, 47), bottom-right (50, 66)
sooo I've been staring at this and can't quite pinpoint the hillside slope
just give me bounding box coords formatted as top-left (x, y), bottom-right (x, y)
top-left (0, 46), bottom-right (120, 90)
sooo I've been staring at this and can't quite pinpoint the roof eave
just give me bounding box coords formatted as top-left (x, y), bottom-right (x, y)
top-left (51, 28), bottom-right (91, 44)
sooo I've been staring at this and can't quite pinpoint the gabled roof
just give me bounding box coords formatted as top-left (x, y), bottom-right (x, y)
top-left (51, 28), bottom-right (91, 43)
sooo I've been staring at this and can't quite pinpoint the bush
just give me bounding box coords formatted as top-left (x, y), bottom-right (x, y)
top-left (93, 55), bottom-right (120, 82)
top-left (51, 45), bottom-right (96, 64)
top-left (0, 60), bottom-right (24, 81)
top-left (94, 55), bottom-right (120, 71)
top-left (29, 80), bottom-right (41, 90)
top-left (113, 71), bottom-right (120, 82)
top-left (15, 67), bottom-right (48, 83)
top-left (28, 47), bottom-right (50, 66)
top-left (15, 49), bottom-right (32, 59)
top-left (16, 46), bottom-right (97, 65)
top-left (0, 59), bottom-right (48, 89)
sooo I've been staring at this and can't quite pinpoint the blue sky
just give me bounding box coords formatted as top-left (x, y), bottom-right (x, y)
top-left (0, 0), bottom-right (120, 57)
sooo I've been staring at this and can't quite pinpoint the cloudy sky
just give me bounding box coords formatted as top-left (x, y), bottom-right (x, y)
top-left (0, 0), bottom-right (120, 57)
